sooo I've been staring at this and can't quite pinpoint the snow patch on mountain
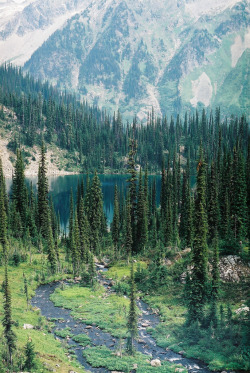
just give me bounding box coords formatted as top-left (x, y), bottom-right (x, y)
top-left (184, 0), bottom-right (241, 19)
top-left (0, 11), bottom-right (82, 65)
top-left (190, 72), bottom-right (213, 107)
top-left (231, 27), bottom-right (250, 67)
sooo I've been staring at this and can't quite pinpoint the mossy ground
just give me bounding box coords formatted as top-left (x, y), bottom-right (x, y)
top-left (50, 283), bottom-right (131, 338)
top-left (83, 346), bottom-right (187, 373)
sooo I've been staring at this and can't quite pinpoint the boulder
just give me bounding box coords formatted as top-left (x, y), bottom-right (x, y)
top-left (23, 324), bottom-right (34, 329)
top-left (151, 359), bottom-right (161, 367)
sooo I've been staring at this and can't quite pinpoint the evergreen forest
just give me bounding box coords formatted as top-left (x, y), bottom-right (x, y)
top-left (0, 65), bottom-right (249, 373)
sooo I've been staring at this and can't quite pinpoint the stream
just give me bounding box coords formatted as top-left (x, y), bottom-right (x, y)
top-left (31, 266), bottom-right (214, 373)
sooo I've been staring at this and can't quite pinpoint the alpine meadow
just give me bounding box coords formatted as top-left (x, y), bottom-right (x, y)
top-left (0, 1), bottom-right (249, 373)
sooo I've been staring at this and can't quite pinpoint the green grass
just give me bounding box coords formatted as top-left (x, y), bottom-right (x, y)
top-left (83, 346), bottom-right (187, 373)
top-left (50, 283), bottom-right (132, 337)
top-left (54, 327), bottom-right (73, 339)
top-left (106, 260), bottom-right (147, 280)
top-left (0, 248), bottom-right (86, 373)
top-left (72, 333), bottom-right (91, 346)
top-left (107, 261), bottom-right (250, 371)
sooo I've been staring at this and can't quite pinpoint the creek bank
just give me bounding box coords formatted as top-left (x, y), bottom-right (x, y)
top-left (31, 265), bottom-right (215, 373)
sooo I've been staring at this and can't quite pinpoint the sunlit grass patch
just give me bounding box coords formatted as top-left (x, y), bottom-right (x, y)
top-left (50, 284), bottom-right (132, 337)
top-left (83, 346), bottom-right (187, 373)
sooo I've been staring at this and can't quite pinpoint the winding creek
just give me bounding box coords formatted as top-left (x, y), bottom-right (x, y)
top-left (31, 266), bottom-right (214, 373)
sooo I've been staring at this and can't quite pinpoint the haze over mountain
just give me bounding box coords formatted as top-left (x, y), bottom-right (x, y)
top-left (0, 0), bottom-right (249, 118)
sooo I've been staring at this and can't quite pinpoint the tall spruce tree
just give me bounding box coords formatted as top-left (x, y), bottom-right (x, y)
top-left (12, 149), bottom-right (27, 226)
top-left (125, 194), bottom-right (133, 262)
top-left (111, 185), bottom-right (120, 255)
top-left (88, 171), bottom-right (104, 253)
top-left (37, 142), bottom-right (49, 238)
top-left (136, 168), bottom-right (148, 252)
top-left (186, 147), bottom-right (208, 324)
top-left (2, 264), bottom-right (16, 366)
top-left (127, 262), bottom-right (137, 355)
top-left (127, 137), bottom-right (137, 249)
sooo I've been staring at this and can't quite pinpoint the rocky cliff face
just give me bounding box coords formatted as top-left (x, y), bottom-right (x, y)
top-left (0, 0), bottom-right (249, 118)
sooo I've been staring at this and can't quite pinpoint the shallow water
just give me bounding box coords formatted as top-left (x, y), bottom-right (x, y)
top-left (31, 267), bottom-right (214, 373)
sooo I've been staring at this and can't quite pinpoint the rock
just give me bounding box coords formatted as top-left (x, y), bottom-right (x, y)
top-left (175, 369), bottom-right (185, 373)
top-left (133, 363), bottom-right (138, 369)
top-left (235, 306), bottom-right (250, 315)
top-left (141, 323), bottom-right (150, 327)
top-left (165, 259), bottom-right (172, 266)
top-left (138, 338), bottom-right (144, 343)
top-left (23, 324), bottom-right (34, 329)
top-left (85, 325), bottom-right (92, 329)
top-left (151, 359), bottom-right (161, 367)
top-left (68, 371), bottom-right (78, 373)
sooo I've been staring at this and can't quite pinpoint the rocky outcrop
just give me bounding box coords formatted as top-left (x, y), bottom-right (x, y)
top-left (181, 255), bottom-right (250, 284)
top-left (219, 255), bottom-right (250, 282)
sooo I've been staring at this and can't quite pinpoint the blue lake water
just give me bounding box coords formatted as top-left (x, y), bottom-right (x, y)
top-left (6, 174), bottom-right (162, 232)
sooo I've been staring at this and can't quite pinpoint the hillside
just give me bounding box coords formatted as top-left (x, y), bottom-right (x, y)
top-left (0, 0), bottom-right (249, 119)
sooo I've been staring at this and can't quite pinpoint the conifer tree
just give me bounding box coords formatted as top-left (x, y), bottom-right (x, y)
top-left (0, 156), bottom-right (8, 216)
top-left (88, 171), bottom-right (104, 253)
top-left (73, 210), bottom-right (81, 274)
top-left (127, 262), bottom-right (137, 355)
top-left (136, 168), bottom-right (148, 252)
top-left (37, 142), bottom-right (49, 238)
top-left (68, 189), bottom-right (74, 262)
top-left (2, 264), bottom-right (16, 366)
top-left (209, 231), bottom-right (220, 328)
top-left (88, 252), bottom-right (96, 286)
top-left (207, 162), bottom-right (220, 243)
top-left (111, 185), bottom-right (120, 255)
top-left (47, 222), bottom-right (56, 273)
top-left (186, 148), bottom-right (208, 324)
top-left (231, 149), bottom-right (247, 241)
top-left (12, 149), bottom-right (27, 225)
top-left (247, 139), bottom-right (250, 242)
top-left (78, 197), bottom-right (90, 263)
top-left (127, 137), bottom-right (137, 248)
top-left (0, 186), bottom-right (7, 253)
top-left (23, 273), bottom-right (29, 311)
top-left (125, 195), bottom-right (133, 262)
top-left (24, 338), bottom-right (36, 371)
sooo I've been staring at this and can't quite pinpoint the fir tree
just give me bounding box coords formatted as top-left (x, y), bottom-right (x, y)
top-left (186, 148), bottom-right (208, 324)
top-left (88, 171), bottom-right (104, 253)
top-left (23, 273), bottom-right (29, 311)
top-left (136, 168), bottom-right (148, 252)
top-left (125, 195), bottom-right (133, 262)
top-left (127, 136), bottom-right (137, 249)
top-left (127, 262), bottom-right (138, 355)
top-left (12, 149), bottom-right (27, 225)
top-left (78, 197), bottom-right (90, 263)
top-left (47, 222), bottom-right (56, 273)
top-left (2, 264), bottom-right (16, 366)
top-left (37, 141), bottom-right (49, 239)
top-left (0, 186), bottom-right (8, 253)
top-left (111, 185), bottom-right (120, 255)
top-left (207, 162), bottom-right (220, 243)
top-left (231, 148), bottom-right (247, 241)
top-left (24, 338), bottom-right (36, 371)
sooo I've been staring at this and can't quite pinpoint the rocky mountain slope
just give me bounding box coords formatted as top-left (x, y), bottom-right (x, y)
top-left (0, 0), bottom-right (249, 118)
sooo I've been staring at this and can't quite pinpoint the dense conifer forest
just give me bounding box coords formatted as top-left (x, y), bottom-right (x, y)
top-left (0, 65), bottom-right (249, 372)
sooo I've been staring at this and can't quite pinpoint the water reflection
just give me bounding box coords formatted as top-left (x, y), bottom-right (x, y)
top-left (6, 174), bottom-right (162, 232)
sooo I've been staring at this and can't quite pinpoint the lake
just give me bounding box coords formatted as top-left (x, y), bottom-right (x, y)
top-left (6, 174), bottom-right (162, 232)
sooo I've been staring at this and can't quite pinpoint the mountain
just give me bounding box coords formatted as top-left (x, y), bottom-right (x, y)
top-left (0, 0), bottom-right (249, 118)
